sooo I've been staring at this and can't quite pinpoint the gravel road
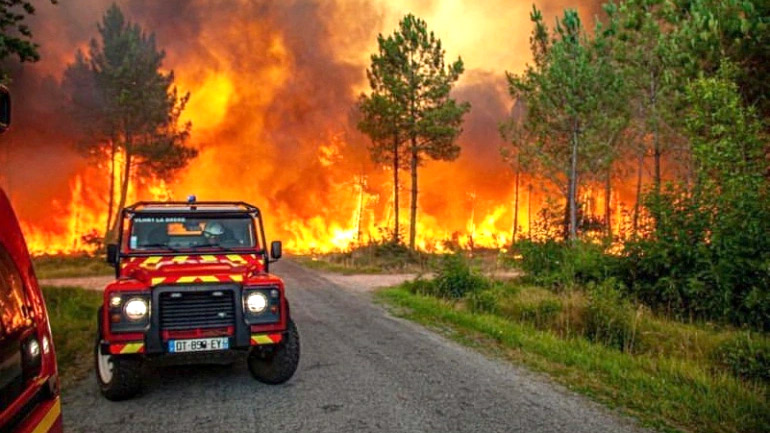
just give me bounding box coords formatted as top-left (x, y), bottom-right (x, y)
top-left (61, 260), bottom-right (650, 433)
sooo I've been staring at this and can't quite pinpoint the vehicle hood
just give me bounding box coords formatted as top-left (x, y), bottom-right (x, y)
top-left (119, 253), bottom-right (265, 286)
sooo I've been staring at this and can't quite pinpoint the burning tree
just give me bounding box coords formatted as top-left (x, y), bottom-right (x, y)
top-left (62, 4), bottom-right (196, 242)
top-left (358, 14), bottom-right (470, 250)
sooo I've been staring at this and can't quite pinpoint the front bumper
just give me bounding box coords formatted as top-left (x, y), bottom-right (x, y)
top-left (105, 283), bottom-right (284, 356)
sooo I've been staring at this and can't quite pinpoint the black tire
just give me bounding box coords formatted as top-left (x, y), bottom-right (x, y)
top-left (94, 338), bottom-right (143, 401)
top-left (247, 319), bottom-right (300, 384)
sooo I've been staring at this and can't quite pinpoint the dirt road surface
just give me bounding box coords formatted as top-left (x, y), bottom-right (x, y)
top-left (61, 260), bottom-right (649, 433)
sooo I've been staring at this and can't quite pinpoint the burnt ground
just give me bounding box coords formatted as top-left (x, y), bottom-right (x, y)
top-left (60, 260), bottom-right (651, 433)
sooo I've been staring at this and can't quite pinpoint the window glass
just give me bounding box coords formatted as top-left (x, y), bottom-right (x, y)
top-left (129, 216), bottom-right (257, 250)
top-left (0, 246), bottom-right (29, 337)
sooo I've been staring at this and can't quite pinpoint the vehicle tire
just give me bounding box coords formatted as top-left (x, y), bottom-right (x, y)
top-left (95, 338), bottom-right (143, 401)
top-left (247, 319), bottom-right (300, 384)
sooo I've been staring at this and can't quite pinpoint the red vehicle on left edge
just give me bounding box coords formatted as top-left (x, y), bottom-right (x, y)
top-left (0, 87), bottom-right (63, 433)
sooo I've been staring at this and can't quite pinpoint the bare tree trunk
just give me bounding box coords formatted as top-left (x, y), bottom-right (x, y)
top-left (109, 141), bottom-right (132, 243)
top-left (568, 126), bottom-right (579, 242)
top-left (512, 163), bottom-right (520, 245)
top-left (605, 168), bottom-right (612, 240)
top-left (392, 134), bottom-right (399, 244)
top-left (632, 149), bottom-right (644, 237)
top-left (104, 139), bottom-right (117, 242)
top-left (409, 137), bottom-right (418, 250)
top-left (527, 184), bottom-right (532, 239)
top-left (650, 71), bottom-right (661, 195)
top-left (356, 175), bottom-right (365, 246)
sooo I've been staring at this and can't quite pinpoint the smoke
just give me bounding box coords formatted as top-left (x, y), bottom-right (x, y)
top-left (0, 0), bottom-right (604, 251)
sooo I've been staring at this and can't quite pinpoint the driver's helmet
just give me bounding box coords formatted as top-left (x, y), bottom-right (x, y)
top-left (203, 221), bottom-right (225, 238)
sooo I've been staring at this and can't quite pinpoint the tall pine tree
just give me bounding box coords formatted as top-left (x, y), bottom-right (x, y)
top-left (358, 14), bottom-right (470, 249)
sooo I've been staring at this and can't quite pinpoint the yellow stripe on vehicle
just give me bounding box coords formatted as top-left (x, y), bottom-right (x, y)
top-left (199, 275), bottom-right (220, 283)
top-left (171, 255), bottom-right (189, 263)
top-left (176, 276), bottom-right (197, 283)
top-left (120, 342), bottom-right (144, 354)
top-left (201, 255), bottom-right (218, 262)
top-left (151, 277), bottom-right (166, 286)
top-left (251, 335), bottom-right (275, 345)
top-left (30, 397), bottom-right (60, 433)
top-left (226, 254), bottom-right (247, 263)
top-left (143, 256), bottom-right (163, 268)
top-left (230, 275), bottom-right (244, 282)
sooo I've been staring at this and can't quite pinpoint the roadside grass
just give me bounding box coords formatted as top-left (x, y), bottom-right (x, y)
top-left (33, 254), bottom-right (113, 279)
top-left (377, 286), bottom-right (770, 433)
top-left (42, 285), bottom-right (101, 388)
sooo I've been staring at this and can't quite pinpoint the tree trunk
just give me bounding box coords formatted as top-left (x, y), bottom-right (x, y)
top-left (409, 137), bottom-right (418, 250)
top-left (512, 163), bottom-right (520, 245)
top-left (650, 71), bottom-right (661, 195)
top-left (109, 145), bottom-right (132, 243)
top-left (104, 139), bottom-right (117, 241)
top-left (632, 149), bottom-right (644, 237)
top-left (653, 129), bottom-right (661, 194)
top-left (605, 168), bottom-right (612, 240)
top-left (527, 184), bottom-right (532, 239)
top-left (568, 127), bottom-right (579, 242)
top-left (392, 134), bottom-right (399, 244)
top-left (356, 175), bottom-right (364, 246)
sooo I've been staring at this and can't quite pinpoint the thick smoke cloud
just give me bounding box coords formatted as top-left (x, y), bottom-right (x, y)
top-left (0, 0), bottom-right (604, 251)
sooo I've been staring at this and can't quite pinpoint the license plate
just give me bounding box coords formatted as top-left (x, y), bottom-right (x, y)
top-left (168, 337), bottom-right (229, 353)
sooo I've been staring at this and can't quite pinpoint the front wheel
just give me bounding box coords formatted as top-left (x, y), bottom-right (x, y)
top-left (95, 339), bottom-right (143, 401)
top-left (247, 319), bottom-right (300, 384)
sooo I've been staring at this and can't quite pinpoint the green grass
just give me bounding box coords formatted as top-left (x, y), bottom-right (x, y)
top-left (377, 286), bottom-right (770, 433)
top-left (42, 285), bottom-right (102, 388)
top-left (32, 254), bottom-right (113, 279)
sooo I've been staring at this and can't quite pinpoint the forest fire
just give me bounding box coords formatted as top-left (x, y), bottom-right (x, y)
top-left (2, 0), bottom-right (638, 256)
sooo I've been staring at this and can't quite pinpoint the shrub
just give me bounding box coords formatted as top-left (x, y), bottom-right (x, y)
top-left (712, 332), bottom-right (770, 384)
top-left (585, 279), bottom-right (638, 352)
top-left (432, 253), bottom-right (490, 299)
top-left (498, 286), bottom-right (567, 331)
top-left (512, 240), bottom-right (617, 290)
top-left (403, 278), bottom-right (438, 297)
top-left (467, 286), bottom-right (503, 314)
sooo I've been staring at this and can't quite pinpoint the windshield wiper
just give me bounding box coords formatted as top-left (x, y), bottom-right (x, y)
top-left (194, 244), bottom-right (253, 254)
top-left (139, 244), bottom-right (182, 253)
top-left (192, 245), bottom-right (246, 253)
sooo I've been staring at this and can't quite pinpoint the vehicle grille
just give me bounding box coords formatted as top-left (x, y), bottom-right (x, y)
top-left (159, 289), bottom-right (235, 330)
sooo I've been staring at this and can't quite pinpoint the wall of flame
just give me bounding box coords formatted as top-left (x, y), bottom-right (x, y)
top-left (0, 0), bottom-right (652, 256)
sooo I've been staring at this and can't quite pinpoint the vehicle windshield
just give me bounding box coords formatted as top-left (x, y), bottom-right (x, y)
top-left (129, 215), bottom-right (258, 251)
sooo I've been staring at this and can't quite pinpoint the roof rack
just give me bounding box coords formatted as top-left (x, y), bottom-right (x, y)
top-left (125, 201), bottom-right (260, 213)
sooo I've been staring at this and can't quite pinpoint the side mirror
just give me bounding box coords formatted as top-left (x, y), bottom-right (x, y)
top-left (106, 243), bottom-right (118, 266)
top-left (270, 241), bottom-right (282, 261)
top-left (0, 85), bottom-right (10, 133)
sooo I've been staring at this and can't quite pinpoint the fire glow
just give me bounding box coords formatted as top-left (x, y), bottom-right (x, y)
top-left (3, 0), bottom-right (645, 256)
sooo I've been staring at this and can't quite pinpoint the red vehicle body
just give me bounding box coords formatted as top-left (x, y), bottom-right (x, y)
top-left (96, 201), bottom-right (299, 400)
top-left (0, 189), bottom-right (62, 433)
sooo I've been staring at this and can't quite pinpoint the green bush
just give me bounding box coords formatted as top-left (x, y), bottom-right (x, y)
top-left (403, 278), bottom-right (439, 297)
top-left (497, 286), bottom-right (568, 331)
top-left (621, 187), bottom-right (770, 331)
top-left (512, 240), bottom-right (617, 290)
top-left (467, 287), bottom-right (502, 314)
top-left (518, 298), bottom-right (563, 329)
top-left (432, 253), bottom-right (489, 299)
top-left (585, 279), bottom-right (638, 352)
top-left (712, 333), bottom-right (770, 384)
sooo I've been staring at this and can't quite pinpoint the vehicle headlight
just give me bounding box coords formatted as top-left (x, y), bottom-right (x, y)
top-left (246, 292), bottom-right (268, 314)
top-left (124, 298), bottom-right (148, 320)
top-left (28, 338), bottom-right (40, 358)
